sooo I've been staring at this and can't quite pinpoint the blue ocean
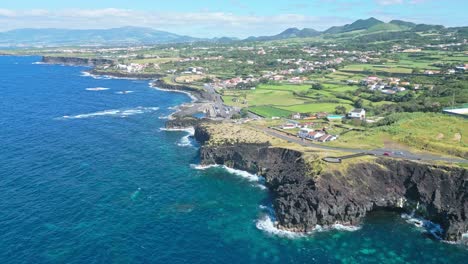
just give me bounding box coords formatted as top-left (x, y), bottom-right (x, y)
top-left (0, 56), bottom-right (466, 263)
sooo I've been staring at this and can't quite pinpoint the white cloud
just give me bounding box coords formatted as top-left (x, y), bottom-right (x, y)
top-left (375, 0), bottom-right (428, 5)
top-left (376, 0), bottom-right (404, 5)
top-left (0, 8), bottom-right (353, 37)
top-left (0, 8), bottom-right (17, 17)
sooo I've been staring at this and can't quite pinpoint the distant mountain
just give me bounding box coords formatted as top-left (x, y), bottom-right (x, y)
top-left (246, 27), bottom-right (320, 41)
top-left (411, 24), bottom-right (445, 32)
top-left (0, 18), bottom-right (455, 47)
top-left (0, 27), bottom-right (202, 47)
top-left (212, 36), bottom-right (240, 43)
top-left (389, 20), bottom-right (417, 29)
top-left (324, 17), bottom-right (384, 34)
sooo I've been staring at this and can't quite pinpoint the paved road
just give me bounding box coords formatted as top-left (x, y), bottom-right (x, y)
top-left (255, 127), bottom-right (468, 164)
top-left (170, 75), bottom-right (235, 118)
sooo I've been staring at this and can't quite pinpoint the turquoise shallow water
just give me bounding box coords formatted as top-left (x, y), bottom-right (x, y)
top-left (0, 56), bottom-right (466, 263)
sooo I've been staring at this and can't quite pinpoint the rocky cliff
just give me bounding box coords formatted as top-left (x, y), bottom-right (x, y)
top-left (194, 125), bottom-right (468, 243)
top-left (42, 56), bottom-right (114, 66)
top-left (90, 69), bottom-right (162, 79)
top-left (151, 80), bottom-right (213, 102)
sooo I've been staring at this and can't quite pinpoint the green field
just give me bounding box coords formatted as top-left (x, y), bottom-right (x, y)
top-left (248, 106), bottom-right (293, 118)
top-left (326, 113), bottom-right (468, 158)
top-left (277, 103), bottom-right (352, 113)
top-left (222, 83), bottom-right (360, 117)
top-left (342, 64), bottom-right (413, 74)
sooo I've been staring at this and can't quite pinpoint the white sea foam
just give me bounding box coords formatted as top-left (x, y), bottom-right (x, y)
top-left (80, 71), bottom-right (136, 80)
top-left (86, 87), bottom-right (110, 91)
top-left (32, 62), bottom-right (45, 65)
top-left (191, 164), bottom-right (261, 182)
top-left (115, 91), bottom-right (134, 94)
top-left (190, 164), bottom-right (267, 190)
top-left (256, 205), bottom-right (360, 238)
top-left (160, 127), bottom-right (195, 133)
top-left (256, 215), bottom-right (305, 239)
top-left (60, 106), bottom-right (159, 119)
top-left (160, 127), bottom-right (195, 147)
top-left (151, 85), bottom-right (198, 103)
top-left (401, 213), bottom-right (443, 240)
top-left (330, 224), bottom-right (362, 232)
top-left (81, 71), bottom-right (108, 79)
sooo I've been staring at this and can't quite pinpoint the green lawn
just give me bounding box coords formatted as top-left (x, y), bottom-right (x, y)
top-left (278, 103), bottom-right (353, 113)
top-left (248, 106), bottom-right (293, 118)
top-left (256, 83), bottom-right (311, 92)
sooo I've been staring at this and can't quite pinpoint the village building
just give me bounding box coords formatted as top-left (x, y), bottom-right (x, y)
top-left (348, 108), bottom-right (366, 120)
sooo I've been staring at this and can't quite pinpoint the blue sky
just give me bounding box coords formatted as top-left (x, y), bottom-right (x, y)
top-left (0, 0), bottom-right (467, 37)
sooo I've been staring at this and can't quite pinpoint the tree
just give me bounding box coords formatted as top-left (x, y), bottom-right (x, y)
top-left (240, 108), bottom-right (249, 118)
top-left (335, 105), bottom-right (347, 115)
top-left (354, 99), bottom-right (364, 108)
top-left (311, 83), bottom-right (324, 90)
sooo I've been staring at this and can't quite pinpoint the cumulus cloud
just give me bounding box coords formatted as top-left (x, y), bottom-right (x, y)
top-left (0, 8), bottom-right (353, 37)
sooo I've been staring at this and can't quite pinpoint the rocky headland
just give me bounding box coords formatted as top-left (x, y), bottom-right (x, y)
top-left (150, 79), bottom-right (214, 102)
top-left (192, 122), bottom-right (468, 243)
top-left (41, 56), bottom-right (114, 66)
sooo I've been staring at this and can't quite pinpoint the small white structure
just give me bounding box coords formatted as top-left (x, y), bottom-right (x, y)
top-left (291, 113), bottom-right (301, 120)
top-left (348, 108), bottom-right (366, 120)
top-left (298, 128), bottom-right (314, 138)
top-left (281, 123), bottom-right (297, 130)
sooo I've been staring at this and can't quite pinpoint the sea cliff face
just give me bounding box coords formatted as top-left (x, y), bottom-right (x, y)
top-left (41, 56), bottom-right (114, 66)
top-left (151, 80), bottom-right (214, 102)
top-left (194, 125), bottom-right (468, 243)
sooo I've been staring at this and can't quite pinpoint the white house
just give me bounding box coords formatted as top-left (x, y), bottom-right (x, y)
top-left (298, 128), bottom-right (314, 138)
top-left (307, 131), bottom-right (325, 140)
top-left (348, 108), bottom-right (366, 120)
top-left (281, 123), bottom-right (298, 129)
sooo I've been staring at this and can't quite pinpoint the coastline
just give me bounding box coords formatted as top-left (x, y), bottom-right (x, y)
top-left (40, 55), bottom-right (209, 119)
top-left (38, 54), bottom-right (468, 245)
top-left (192, 123), bottom-right (468, 244)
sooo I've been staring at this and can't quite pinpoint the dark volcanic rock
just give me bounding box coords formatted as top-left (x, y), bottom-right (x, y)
top-left (90, 70), bottom-right (162, 79)
top-left (166, 117), bottom-right (208, 129)
top-left (194, 127), bottom-right (468, 242)
top-left (42, 56), bottom-right (114, 66)
top-left (151, 79), bottom-right (213, 102)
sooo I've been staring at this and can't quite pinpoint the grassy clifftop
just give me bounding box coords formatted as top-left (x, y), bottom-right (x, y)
top-left (327, 113), bottom-right (467, 158)
top-left (199, 122), bottom-right (283, 147)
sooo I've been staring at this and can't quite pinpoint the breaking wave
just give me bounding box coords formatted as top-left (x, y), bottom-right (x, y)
top-left (80, 71), bottom-right (108, 79)
top-left (191, 164), bottom-right (262, 183)
top-left (151, 85), bottom-right (198, 103)
top-left (190, 164), bottom-right (266, 189)
top-left (60, 107), bottom-right (160, 119)
top-left (256, 205), bottom-right (360, 239)
top-left (86, 87), bottom-right (110, 91)
top-left (401, 213), bottom-right (444, 240)
top-left (160, 127), bottom-right (195, 147)
top-left (115, 91), bottom-right (134, 94)
top-left (256, 214), bottom-right (305, 239)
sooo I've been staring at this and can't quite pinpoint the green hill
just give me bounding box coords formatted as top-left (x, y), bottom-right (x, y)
top-left (324, 17), bottom-right (384, 34)
top-left (368, 23), bottom-right (405, 33)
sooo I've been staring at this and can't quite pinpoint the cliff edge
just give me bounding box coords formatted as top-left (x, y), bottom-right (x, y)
top-left (194, 124), bottom-right (468, 243)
